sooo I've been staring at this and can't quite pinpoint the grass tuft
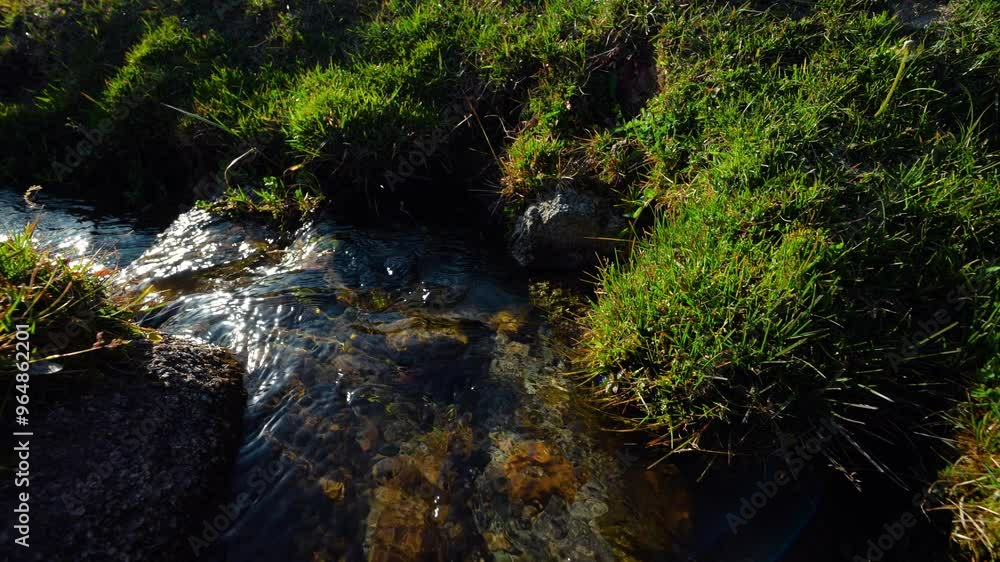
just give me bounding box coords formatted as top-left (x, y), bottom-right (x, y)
top-left (572, 0), bottom-right (999, 520)
top-left (0, 216), bottom-right (146, 372)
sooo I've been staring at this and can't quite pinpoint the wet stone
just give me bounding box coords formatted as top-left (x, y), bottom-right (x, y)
top-left (382, 317), bottom-right (470, 363)
top-left (504, 441), bottom-right (577, 506)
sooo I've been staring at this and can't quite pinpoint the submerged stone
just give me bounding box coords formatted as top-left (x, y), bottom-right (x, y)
top-left (504, 441), bottom-right (577, 505)
top-left (319, 478), bottom-right (346, 502)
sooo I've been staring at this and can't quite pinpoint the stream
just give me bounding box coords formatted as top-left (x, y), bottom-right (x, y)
top-left (4, 188), bottom-right (938, 562)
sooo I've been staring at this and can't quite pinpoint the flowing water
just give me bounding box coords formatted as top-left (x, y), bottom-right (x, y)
top-left (8, 188), bottom-right (923, 562)
top-left (0, 190), bottom-right (157, 267)
top-left (3, 190), bottom-right (694, 560)
top-left (126, 207), bottom-right (694, 561)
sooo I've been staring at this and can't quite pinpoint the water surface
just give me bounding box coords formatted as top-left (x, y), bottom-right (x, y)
top-left (121, 207), bottom-right (692, 561)
top-left (0, 189), bottom-right (157, 267)
top-left (5, 187), bottom-right (887, 562)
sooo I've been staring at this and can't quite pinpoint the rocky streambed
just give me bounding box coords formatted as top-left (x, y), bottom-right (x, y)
top-left (3, 189), bottom-right (923, 562)
top-left (118, 207), bottom-right (692, 561)
top-left (2, 189), bottom-right (692, 562)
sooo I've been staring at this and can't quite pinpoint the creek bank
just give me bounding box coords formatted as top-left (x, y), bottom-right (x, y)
top-left (0, 336), bottom-right (245, 562)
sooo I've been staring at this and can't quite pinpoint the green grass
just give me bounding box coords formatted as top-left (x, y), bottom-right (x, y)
top-left (0, 0), bottom-right (662, 209)
top-left (935, 273), bottom-right (1000, 558)
top-left (200, 174), bottom-right (324, 226)
top-left (935, 378), bottom-right (1000, 559)
top-left (571, 0), bottom-right (1000, 554)
top-left (2, 0), bottom-right (1000, 555)
top-left (0, 210), bottom-right (152, 486)
top-left (0, 218), bottom-right (146, 371)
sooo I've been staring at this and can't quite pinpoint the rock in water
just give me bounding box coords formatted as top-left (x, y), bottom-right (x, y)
top-left (509, 189), bottom-right (623, 270)
top-left (503, 440), bottom-right (578, 506)
top-left (0, 336), bottom-right (245, 562)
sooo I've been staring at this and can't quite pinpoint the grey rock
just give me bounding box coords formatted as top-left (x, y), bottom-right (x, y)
top-left (509, 189), bottom-right (623, 270)
top-left (0, 336), bottom-right (246, 562)
top-left (892, 0), bottom-right (947, 29)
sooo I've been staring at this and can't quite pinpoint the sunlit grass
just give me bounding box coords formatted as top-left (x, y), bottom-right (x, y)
top-left (1, 0), bottom-right (999, 555)
top-left (0, 217), bottom-right (147, 372)
top-left (575, 0), bottom-right (1000, 554)
top-left (200, 174), bottom-right (323, 227)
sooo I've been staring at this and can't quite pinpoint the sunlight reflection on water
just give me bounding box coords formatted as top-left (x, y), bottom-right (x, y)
top-left (119, 207), bottom-right (690, 561)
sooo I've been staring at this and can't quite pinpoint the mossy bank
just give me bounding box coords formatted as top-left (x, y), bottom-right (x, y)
top-left (2, 0), bottom-right (999, 558)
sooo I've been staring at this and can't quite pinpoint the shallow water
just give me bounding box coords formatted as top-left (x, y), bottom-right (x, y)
top-left (0, 189), bottom-right (157, 267)
top-left (117, 206), bottom-right (696, 561)
top-left (6, 188), bottom-right (937, 562)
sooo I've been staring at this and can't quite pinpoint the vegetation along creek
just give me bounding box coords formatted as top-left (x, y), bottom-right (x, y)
top-left (1, 1), bottom-right (998, 561)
